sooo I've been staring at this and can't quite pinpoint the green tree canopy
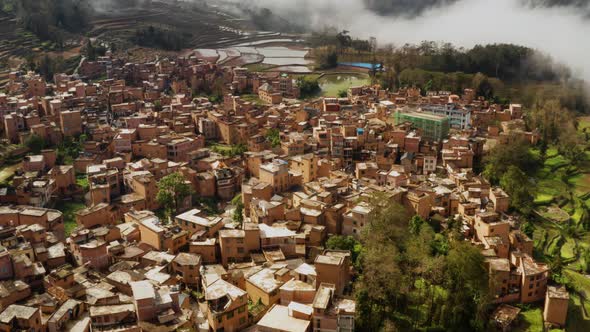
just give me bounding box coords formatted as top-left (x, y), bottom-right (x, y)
top-left (265, 129), bottom-right (281, 148)
top-left (500, 165), bottom-right (535, 215)
top-left (326, 235), bottom-right (362, 267)
top-left (483, 136), bottom-right (541, 184)
top-left (442, 242), bottom-right (490, 331)
top-left (297, 76), bottom-right (321, 99)
top-left (232, 194), bottom-right (244, 225)
top-left (353, 193), bottom-right (492, 331)
top-left (156, 172), bottom-right (193, 220)
top-left (25, 134), bottom-right (46, 154)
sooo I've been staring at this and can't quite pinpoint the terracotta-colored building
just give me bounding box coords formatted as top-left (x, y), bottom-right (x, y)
top-left (314, 250), bottom-right (351, 296)
top-left (59, 110), bottom-right (83, 137)
top-left (543, 285), bottom-right (569, 328)
top-left (172, 252), bottom-right (201, 286)
top-left (205, 279), bottom-right (249, 332)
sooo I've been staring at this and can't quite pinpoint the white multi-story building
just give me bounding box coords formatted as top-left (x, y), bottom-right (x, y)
top-left (419, 104), bottom-right (472, 129)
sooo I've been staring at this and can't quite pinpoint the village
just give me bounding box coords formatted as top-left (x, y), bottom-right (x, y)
top-left (0, 49), bottom-right (574, 332)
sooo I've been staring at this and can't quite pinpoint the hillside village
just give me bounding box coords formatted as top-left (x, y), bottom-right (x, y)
top-left (0, 50), bottom-right (574, 332)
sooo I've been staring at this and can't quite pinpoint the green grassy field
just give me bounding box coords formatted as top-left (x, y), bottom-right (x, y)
top-left (514, 307), bottom-right (544, 332)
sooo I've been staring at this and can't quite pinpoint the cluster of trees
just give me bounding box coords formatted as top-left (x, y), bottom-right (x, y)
top-left (363, 0), bottom-right (459, 17)
top-left (311, 34), bottom-right (570, 83)
top-left (315, 46), bottom-right (339, 70)
top-left (24, 134), bottom-right (47, 154)
top-left (26, 55), bottom-right (65, 81)
top-left (483, 137), bottom-right (541, 215)
top-left (395, 68), bottom-right (499, 98)
top-left (25, 133), bottom-right (87, 164)
top-left (528, 99), bottom-right (585, 161)
top-left (309, 29), bottom-right (373, 52)
top-left (132, 26), bottom-right (191, 51)
top-left (57, 134), bottom-right (87, 165)
top-left (341, 194), bottom-right (491, 331)
top-left (7, 0), bottom-right (91, 46)
top-left (296, 76), bottom-right (321, 98)
top-left (385, 42), bottom-right (571, 83)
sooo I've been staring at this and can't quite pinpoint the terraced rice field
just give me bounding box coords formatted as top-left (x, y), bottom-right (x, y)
top-left (89, 1), bottom-right (304, 51)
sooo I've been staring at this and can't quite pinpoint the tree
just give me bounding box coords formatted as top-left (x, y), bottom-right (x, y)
top-left (500, 166), bottom-right (535, 215)
top-left (336, 30), bottom-right (352, 49)
top-left (297, 76), bottom-right (321, 99)
top-left (326, 235), bottom-right (362, 267)
top-left (528, 99), bottom-right (576, 145)
top-left (472, 73), bottom-right (494, 100)
top-left (442, 242), bottom-right (491, 331)
top-left (409, 215), bottom-right (425, 235)
top-left (153, 100), bottom-right (162, 112)
top-left (316, 47), bottom-right (338, 69)
top-left (56, 135), bottom-right (84, 165)
top-left (353, 191), bottom-right (494, 330)
top-left (554, 110), bottom-right (585, 164)
top-left (483, 136), bottom-right (541, 184)
top-left (156, 172), bottom-right (193, 220)
top-left (24, 134), bottom-right (46, 154)
top-left (86, 38), bottom-right (96, 61)
top-left (230, 144), bottom-right (247, 157)
top-left (232, 194), bottom-right (244, 225)
top-left (355, 201), bottom-right (409, 331)
top-left (265, 129), bottom-right (281, 148)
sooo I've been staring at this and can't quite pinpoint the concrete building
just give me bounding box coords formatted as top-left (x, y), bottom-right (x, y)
top-left (393, 110), bottom-right (450, 141)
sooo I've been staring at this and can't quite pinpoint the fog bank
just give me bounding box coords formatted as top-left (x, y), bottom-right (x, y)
top-left (215, 0), bottom-right (590, 79)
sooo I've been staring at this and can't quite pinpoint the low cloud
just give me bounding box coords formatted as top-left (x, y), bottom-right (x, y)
top-left (212, 0), bottom-right (590, 80)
